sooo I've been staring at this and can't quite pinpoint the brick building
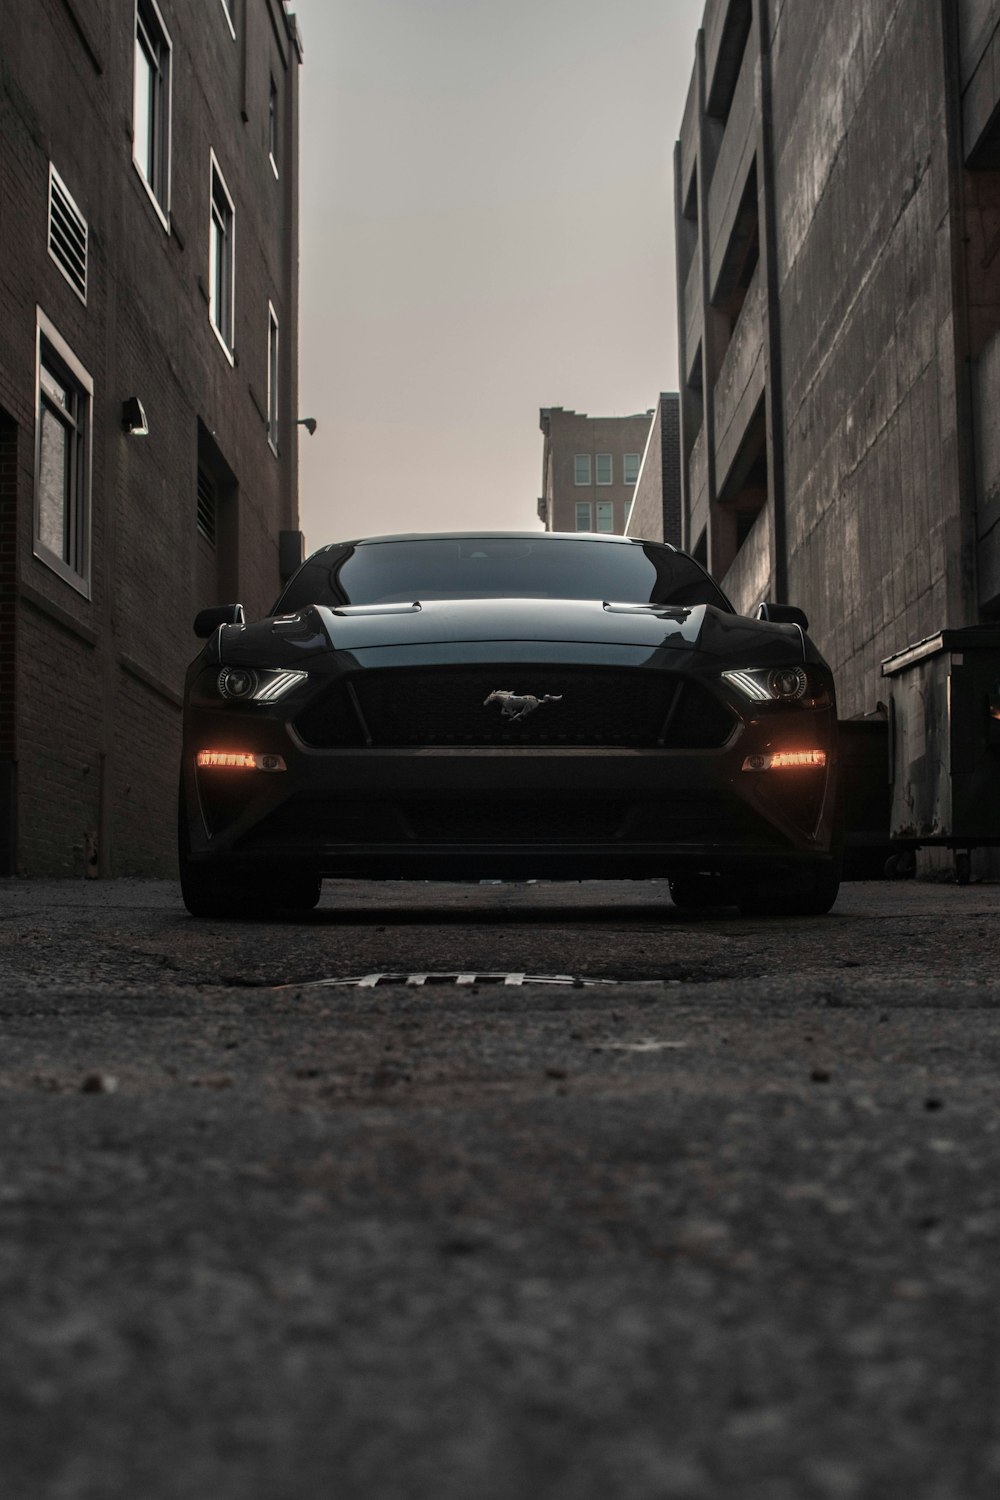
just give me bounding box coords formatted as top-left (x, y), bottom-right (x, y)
top-left (537, 407), bottom-right (653, 535)
top-left (675, 0), bottom-right (1000, 718)
top-left (0, 0), bottom-right (303, 875)
top-left (624, 392), bottom-right (682, 544)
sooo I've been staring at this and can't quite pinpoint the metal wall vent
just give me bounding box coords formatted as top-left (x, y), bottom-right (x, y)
top-left (48, 165), bottom-right (88, 304)
top-left (196, 467), bottom-right (217, 545)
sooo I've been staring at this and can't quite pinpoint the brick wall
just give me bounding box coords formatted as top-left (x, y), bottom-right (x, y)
top-left (626, 395), bottom-right (682, 546)
top-left (1, 0), bottom-right (301, 874)
top-left (0, 413), bottom-right (16, 873)
top-left (540, 409), bottom-right (654, 535)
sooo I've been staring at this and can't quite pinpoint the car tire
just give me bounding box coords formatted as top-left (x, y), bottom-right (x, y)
top-left (668, 873), bottom-right (735, 909)
top-left (178, 783), bottom-right (320, 918)
top-left (737, 864), bottom-right (841, 918)
top-left (179, 861), bottom-right (321, 918)
top-left (179, 858), bottom-right (270, 919)
top-left (275, 875), bottom-right (323, 912)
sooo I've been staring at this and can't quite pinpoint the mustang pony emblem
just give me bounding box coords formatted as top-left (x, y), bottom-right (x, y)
top-left (484, 689), bottom-right (563, 722)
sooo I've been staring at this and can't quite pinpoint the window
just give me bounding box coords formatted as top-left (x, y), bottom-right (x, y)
top-left (575, 502), bottom-right (591, 531)
top-left (268, 75), bottom-right (279, 178)
top-left (596, 453), bottom-right (612, 485)
top-left (48, 165), bottom-right (88, 304)
top-left (596, 501), bottom-right (614, 533)
top-left (574, 454), bottom-right (591, 485)
top-left (267, 303), bottom-right (279, 452)
top-left (133, 0), bottom-right (171, 226)
top-left (624, 452), bottom-right (640, 485)
top-left (209, 154), bottom-right (235, 358)
top-left (34, 311), bottom-right (92, 594)
top-left (220, 0), bottom-right (236, 39)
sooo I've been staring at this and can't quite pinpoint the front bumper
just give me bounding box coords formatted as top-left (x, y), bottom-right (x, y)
top-left (180, 711), bottom-right (840, 882)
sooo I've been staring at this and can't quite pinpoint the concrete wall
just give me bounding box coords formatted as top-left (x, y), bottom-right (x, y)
top-left (675, 0), bottom-right (1000, 723)
top-left (770, 0), bottom-right (969, 715)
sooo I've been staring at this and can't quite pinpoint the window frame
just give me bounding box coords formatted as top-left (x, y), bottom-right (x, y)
top-left (268, 74), bottom-right (280, 179)
top-left (132, 0), bottom-right (172, 231)
top-left (209, 151), bottom-right (236, 363)
top-left (267, 302), bottom-right (280, 455)
top-left (623, 452), bottom-right (641, 486)
top-left (574, 502), bottom-right (592, 532)
top-left (574, 454), bottom-right (591, 486)
top-left (595, 453), bottom-right (613, 486)
top-left (33, 308), bottom-right (93, 597)
top-left (595, 501), bottom-right (615, 533)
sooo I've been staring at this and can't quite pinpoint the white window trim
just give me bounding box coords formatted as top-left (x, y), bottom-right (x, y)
top-left (575, 501), bottom-right (591, 531)
top-left (132, 0), bottom-right (172, 233)
top-left (574, 454), bottom-right (591, 486)
top-left (595, 500), bottom-right (615, 533)
top-left (209, 150), bottom-right (236, 365)
top-left (33, 307), bottom-right (93, 598)
top-left (595, 453), bottom-right (613, 486)
top-left (623, 452), bottom-right (641, 486)
top-left (47, 164), bottom-right (88, 305)
top-left (220, 0), bottom-right (236, 40)
top-left (267, 302), bottom-right (279, 456)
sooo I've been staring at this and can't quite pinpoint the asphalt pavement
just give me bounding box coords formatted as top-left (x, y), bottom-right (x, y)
top-left (1, 876), bottom-right (999, 1499)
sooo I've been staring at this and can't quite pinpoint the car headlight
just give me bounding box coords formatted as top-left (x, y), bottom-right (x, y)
top-left (217, 667), bottom-right (308, 702)
top-left (721, 666), bottom-right (828, 706)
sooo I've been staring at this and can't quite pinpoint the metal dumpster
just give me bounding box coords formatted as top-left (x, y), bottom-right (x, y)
top-left (880, 627), bottom-right (1000, 882)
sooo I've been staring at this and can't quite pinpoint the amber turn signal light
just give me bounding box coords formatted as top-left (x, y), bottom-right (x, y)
top-left (742, 750), bottom-right (827, 771)
top-left (196, 751), bottom-right (287, 771)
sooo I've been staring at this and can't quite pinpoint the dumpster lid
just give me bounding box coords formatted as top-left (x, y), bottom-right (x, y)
top-left (881, 626), bottom-right (1000, 676)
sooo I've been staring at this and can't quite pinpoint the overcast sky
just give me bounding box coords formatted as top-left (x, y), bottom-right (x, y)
top-left (291, 0), bottom-right (704, 551)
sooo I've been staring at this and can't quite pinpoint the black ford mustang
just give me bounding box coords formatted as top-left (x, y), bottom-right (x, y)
top-left (179, 532), bottom-right (841, 917)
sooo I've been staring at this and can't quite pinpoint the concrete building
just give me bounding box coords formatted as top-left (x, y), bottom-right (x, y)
top-left (0, 0), bottom-right (303, 876)
top-left (675, 0), bottom-right (1000, 718)
top-left (624, 392), bottom-right (683, 544)
top-left (537, 407), bottom-right (653, 535)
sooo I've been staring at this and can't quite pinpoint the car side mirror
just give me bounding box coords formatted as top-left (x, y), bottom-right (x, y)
top-left (193, 603), bottom-right (246, 638)
top-left (756, 601), bottom-right (809, 632)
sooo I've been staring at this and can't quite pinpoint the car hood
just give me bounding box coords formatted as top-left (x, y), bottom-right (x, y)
top-left (206, 597), bottom-right (817, 671)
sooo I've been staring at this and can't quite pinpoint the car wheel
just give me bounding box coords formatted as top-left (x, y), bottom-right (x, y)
top-left (179, 859), bottom-right (274, 919)
top-left (737, 864), bottom-right (841, 917)
top-left (276, 875), bottom-right (323, 912)
top-left (668, 873), bottom-right (735, 909)
top-left (178, 783), bottom-right (321, 917)
top-left (179, 858), bottom-right (322, 918)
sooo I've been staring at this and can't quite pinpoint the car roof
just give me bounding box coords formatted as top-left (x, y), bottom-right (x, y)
top-left (306, 532), bottom-right (679, 558)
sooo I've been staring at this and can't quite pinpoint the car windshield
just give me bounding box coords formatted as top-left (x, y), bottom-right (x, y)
top-left (275, 536), bottom-right (733, 613)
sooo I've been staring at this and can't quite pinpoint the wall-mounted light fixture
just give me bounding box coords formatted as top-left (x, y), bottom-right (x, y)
top-left (296, 417), bottom-right (317, 435)
top-left (122, 397), bottom-right (149, 436)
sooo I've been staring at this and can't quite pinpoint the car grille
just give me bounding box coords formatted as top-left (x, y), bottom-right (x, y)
top-left (293, 665), bottom-right (737, 750)
top-left (238, 795), bottom-right (780, 849)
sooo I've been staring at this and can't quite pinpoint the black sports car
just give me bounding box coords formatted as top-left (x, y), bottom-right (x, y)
top-left (179, 532), bottom-right (841, 917)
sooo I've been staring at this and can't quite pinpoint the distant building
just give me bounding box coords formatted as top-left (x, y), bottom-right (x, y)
top-left (0, 0), bottom-right (304, 876)
top-left (624, 393), bottom-right (682, 544)
top-left (537, 408), bottom-right (653, 535)
top-left (675, 0), bottom-right (1000, 717)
